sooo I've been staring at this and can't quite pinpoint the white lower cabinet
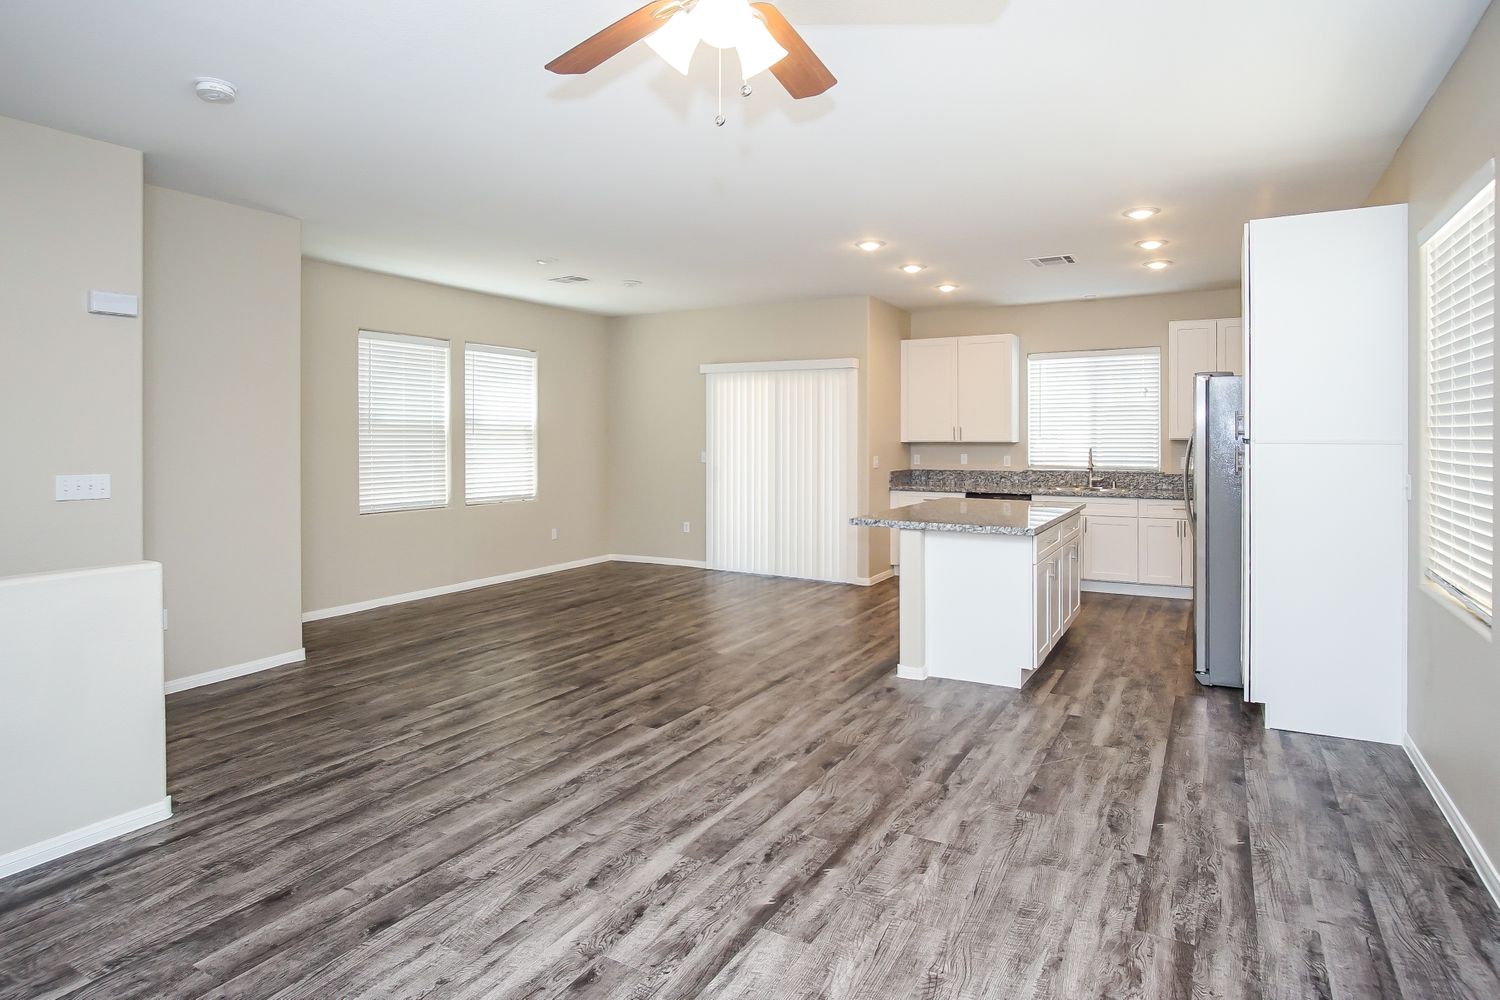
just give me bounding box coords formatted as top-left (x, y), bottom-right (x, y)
top-left (1033, 530), bottom-right (1083, 665)
top-left (1138, 517), bottom-right (1188, 586)
top-left (1081, 515), bottom-right (1138, 582)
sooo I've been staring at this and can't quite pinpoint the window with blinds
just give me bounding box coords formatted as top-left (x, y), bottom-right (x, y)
top-left (465, 344), bottom-right (538, 504)
top-left (1027, 348), bottom-right (1162, 469)
top-left (1423, 177), bottom-right (1496, 625)
top-left (357, 330), bottom-right (450, 514)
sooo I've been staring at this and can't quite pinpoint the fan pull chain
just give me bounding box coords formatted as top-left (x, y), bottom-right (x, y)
top-left (715, 48), bottom-right (726, 127)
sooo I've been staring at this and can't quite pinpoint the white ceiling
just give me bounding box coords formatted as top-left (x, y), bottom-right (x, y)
top-left (0, 0), bottom-right (1488, 315)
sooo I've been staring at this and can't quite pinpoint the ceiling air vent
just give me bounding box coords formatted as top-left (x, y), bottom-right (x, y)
top-left (1025, 254), bottom-right (1077, 267)
top-left (549, 275), bottom-right (590, 284)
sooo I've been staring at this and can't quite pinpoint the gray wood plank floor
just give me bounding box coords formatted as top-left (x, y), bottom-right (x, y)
top-left (2, 563), bottom-right (1497, 999)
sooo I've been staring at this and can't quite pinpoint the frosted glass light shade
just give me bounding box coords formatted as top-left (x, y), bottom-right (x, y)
top-left (736, 17), bottom-right (788, 79)
top-left (644, 10), bottom-right (701, 75)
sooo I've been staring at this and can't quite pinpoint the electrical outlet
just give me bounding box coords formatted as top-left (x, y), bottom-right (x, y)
top-left (872, 455), bottom-right (880, 469)
top-left (912, 453), bottom-right (922, 466)
top-left (700, 451), bottom-right (707, 463)
top-left (550, 528), bottom-right (559, 540)
top-left (1003, 455), bottom-right (1012, 467)
top-left (55, 474), bottom-right (111, 501)
top-left (960, 453), bottom-right (969, 466)
top-left (682, 521), bottom-right (691, 534)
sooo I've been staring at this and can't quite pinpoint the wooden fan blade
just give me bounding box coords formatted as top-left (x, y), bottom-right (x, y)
top-left (545, 1), bottom-right (683, 75)
top-left (751, 2), bottom-right (837, 98)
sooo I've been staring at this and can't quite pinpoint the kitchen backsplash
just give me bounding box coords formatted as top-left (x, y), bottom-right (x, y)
top-left (890, 467), bottom-right (1186, 497)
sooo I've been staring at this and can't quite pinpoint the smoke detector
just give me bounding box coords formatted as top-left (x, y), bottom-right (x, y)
top-left (194, 78), bottom-right (238, 104)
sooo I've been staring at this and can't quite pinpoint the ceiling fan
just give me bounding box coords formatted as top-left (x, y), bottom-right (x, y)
top-left (545, 0), bottom-right (837, 100)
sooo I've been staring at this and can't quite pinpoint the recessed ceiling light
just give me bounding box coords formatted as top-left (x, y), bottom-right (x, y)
top-left (900, 263), bottom-right (926, 274)
top-left (855, 239), bottom-right (886, 252)
top-left (194, 78), bottom-right (237, 104)
top-left (936, 283), bottom-right (959, 293)
top-left (1082, 294), bottom-right (1099, 300)
top-left (1123, 207), bottom-right (1160, 221)
top-left (1135, 239), bottom-right (1169, 251)
top-left (622, 279), bottom-right (642, 288)
top-left (1143, 259), bottom-right (1174, 270)
top-left (536, 257), bottom-right (558, 265)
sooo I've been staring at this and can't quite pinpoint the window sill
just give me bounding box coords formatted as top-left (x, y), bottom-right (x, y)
top-left (1420, 579), bottom-right (1493, 641)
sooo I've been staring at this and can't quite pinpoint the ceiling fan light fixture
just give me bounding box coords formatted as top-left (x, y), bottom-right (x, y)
top-left (643, 9), bottom-right (701, 74)
top-left (735, 17), bottom-right (789, 79)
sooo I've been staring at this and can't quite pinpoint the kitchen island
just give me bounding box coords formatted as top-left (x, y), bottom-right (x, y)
top-left (852, 497), bottom-right (1084, 688)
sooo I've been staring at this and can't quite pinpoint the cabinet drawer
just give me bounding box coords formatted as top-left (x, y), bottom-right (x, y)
top-left (1139, 499), bottom-right (1188, 518)
top-left (1060, 512), bottom-right (1082, 543)
top-left (1033, 524), bottom-right (1062, 562)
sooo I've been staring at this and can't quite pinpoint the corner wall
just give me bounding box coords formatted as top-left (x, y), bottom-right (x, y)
top-left (144, 186), bottom-right (305, 685)
top-left (907, 287), bottom-right (1243, 473)
top-left (0, 116), bottom-right (143, 576)
top-left (300, 260), bottom-right (611, 615)
top-left (1366, 0), bottom-right (1500, 898)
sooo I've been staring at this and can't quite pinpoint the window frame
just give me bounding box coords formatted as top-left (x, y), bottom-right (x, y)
top-left (356, 329), bottom-right (452, 516)
top-left (1026, 346), bottom-right (1163, 471)
top-left (463, 342), bottom-right (539, 506)
top-left (1420, 164), bottom-right (1496, 632)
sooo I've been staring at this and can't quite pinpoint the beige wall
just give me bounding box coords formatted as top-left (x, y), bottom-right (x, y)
top-left (0, 116), bottom-right (143, 576)
top-left (907, 287), bottom-right (1243, 473)
top-left (604, 296), bottom-right (894, 574)
top-left (301, 260), bottom-right (611, 613)
top-left (866, 299), bottom-right (909, 577)
top-left (144, 186), bottom-right (304, 683)
top-left (1366, 2), bottom-right (1500, 881)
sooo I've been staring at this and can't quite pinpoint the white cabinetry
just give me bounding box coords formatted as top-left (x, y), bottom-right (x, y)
top-left (1034, 495), bottom-right (1191, 593)
top-left (1033, 517), bottom-right (1083, 665)
top-left (1168, 318), bottom-right (1243, 440)
top-left (901, 335), bottom-right (1020, 442)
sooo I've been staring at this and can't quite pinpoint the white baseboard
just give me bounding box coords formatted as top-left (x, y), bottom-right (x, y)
top-left (1082, 580), bottom-right (1193, 601)
top-left (164, 648), bottom-right (306, 695)
top-left (896, 663), bottom-right (928, 680)
top-left (302, 556), bottom-right (614, 622)
top-left (1404, 735), bottom-right (1500, 910)
top-left (607, 554), bottom-right (710, 570)
top-left (0, 797), bottom-right (172, 881)
top-left (858, 570), bottom-right (895, 587)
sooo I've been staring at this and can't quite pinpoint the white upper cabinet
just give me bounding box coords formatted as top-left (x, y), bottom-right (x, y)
top-left (901, 338), bottom-right (959, 442)
top-left (901, 335), bottom-right (1020, 443)
top-left (1168, 317), bottom-right (1243, 440)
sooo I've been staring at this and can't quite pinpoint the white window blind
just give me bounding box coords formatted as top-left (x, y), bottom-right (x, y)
top-left (357, 330), bottom-right (450, 514)
top-left (1027, 348), bottom-right (1162, 470)
top-left (464, 344), bottom-right (538, 504)
top-left (1424, 178), bottom-right (1495, 624)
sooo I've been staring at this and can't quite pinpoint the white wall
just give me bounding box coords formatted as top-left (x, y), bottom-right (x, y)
top-left (0, 563), bottom-right (169, 875)
top-left (1367, 0), bottom-right (1500, 896)
top-left (0, 116), bottom-right (144, 576)
top-left (144, 186), bottom-right (305, 685)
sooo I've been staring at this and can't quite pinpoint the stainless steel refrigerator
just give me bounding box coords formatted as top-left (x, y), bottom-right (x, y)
top-left (1186, 372), bottom-right (1245, 688)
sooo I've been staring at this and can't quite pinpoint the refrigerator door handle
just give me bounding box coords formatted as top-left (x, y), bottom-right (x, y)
top-left (1184, 433), bottom-right (1196, 525)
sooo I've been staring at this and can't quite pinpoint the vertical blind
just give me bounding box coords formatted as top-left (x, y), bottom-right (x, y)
top-left (1027, 348), bottom-right (1162, 469)
top-left (358, 330), bottom-right (450, 514)
top-left (1424, 178), bottom-right (1496, 623)
top-left (465, 344), bottom-right (538, 504)
top-left (705, 364), bottom-right (858, 583)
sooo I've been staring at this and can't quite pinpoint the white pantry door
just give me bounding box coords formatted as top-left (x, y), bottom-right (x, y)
top-left (704, 360), bottom-right (859, 583)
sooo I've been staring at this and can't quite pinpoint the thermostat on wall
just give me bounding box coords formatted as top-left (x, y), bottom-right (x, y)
top-left (88, 290), bottom-right (139, 317)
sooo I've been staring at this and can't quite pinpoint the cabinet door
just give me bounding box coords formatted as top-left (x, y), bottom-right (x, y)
top-left (901, 338), bottom-right (959, 442)
top-left (1034, 559), bottom-right (1053, 662)
top-left (1182, 518), bottom-right (1195, 586)
top-left (1168, 320), bottom-right (1218, 440)
top-left (1217, 319), bottom-right (1244, 376)
top-left (1138, 517), bottom-right (1186, 586)
top-left (1048, 555), bottom-right (1066, 645)
top-left (1065, 541), bottom-right (1082, 622)
top-left (956, 335), bottom-right (1020, 442)
top-left (1082, 515), bottom-right (1139, 582)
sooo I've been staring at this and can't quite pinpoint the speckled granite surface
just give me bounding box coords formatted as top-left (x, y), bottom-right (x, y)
top-left (851, 498), bottom-right (1085, 536)
top-left (889, 468), bottom-right (1186, 501)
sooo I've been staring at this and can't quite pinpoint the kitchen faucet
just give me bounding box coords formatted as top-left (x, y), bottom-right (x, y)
top-left (1087, 448), bottom-right (1112, 490)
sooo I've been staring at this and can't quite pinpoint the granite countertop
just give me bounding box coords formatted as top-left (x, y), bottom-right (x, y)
top-left (851, 497), bottom-right (1085, 537)
top-left (889, 467), bottom-right (1186, 501)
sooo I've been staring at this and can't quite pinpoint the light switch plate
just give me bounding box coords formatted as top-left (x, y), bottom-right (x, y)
top-left (960, 453), bottom-right (969, 466)
top-left (56, 474), bottom-right (111, 501)
top-left (87, 290), bottom-right (139, 317)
